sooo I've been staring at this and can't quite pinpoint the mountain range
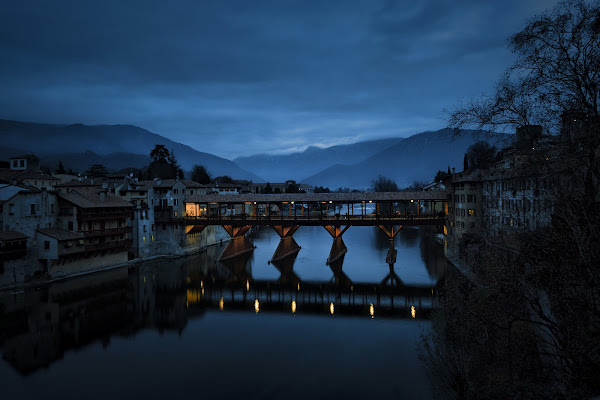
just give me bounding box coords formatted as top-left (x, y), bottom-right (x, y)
top-left (0, 119), bottom-right (509, 188)
top-left (0, 119), bottom-right (262, 181)
top-left (234, 138), bottom-right (403, 183)
top-left (302, 128), bottom-right (507, 188)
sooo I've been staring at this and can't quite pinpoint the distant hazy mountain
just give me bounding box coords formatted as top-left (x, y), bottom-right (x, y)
top-left (301, 128), bottom-right (508, 189)
top-left (0, 119), bottom-right (262, 180)
top-left (234, 138), bottom-right (402, 182)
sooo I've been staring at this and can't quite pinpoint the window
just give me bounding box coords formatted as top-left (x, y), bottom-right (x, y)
top-left (174, 211), bottom-right (178, 217)
top-left (190, 190), bottom-right (194, 195)
top-left (468, 209), bottom-right (475, 216)
top-left (182, 189), bottom-right (186, 194)
top-left (68, 221), bottom-right (73, 231)
top-left (143, 236), bottom-right (146, 243)
top-left (143, 225), bottom-right (147, 232)
top-left (174, 199), bottom-right (178, 206)
top-left (12, 160), bottom-right (18, 168)
top-left (44, 241), bottom-right (50, 250)
top-left (20, 160), bottom-right (24, 167)
top-left (151, 224), bottom-right (155, 231)
top-left (174, 189), bottom-right (178, 194)
top-left (30, 204), bottom-right (36, 215)
top-left (151, 235), bottom-right (154, 241)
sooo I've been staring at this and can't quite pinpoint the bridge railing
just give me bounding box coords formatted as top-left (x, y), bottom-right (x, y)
top-left (181, 213), bottom-right (445, 222)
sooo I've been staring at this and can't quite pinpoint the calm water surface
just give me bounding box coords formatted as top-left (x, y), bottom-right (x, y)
top-left (0, 226), bottom-right (446, 399)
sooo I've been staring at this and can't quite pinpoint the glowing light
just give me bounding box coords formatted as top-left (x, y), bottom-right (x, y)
top-left (254, 299), bottom-right (260, 313)
top-left (291, 300), bottom-right (297, 313)
top-left (369, 303), bottom-right (374, 318)
top-left (411, 306), bottom-right (416, 319)
top-left (411, 199), bottom-right (414, 203)
top-left (297, 283), bottom-right (300, 291)
top-left (291, 201), bottom-right (294, 204)
top-left (200, 280), bottom-right (204, 288)
top-left (330, 302), bottom-right (335, 315)
top-left (246, 280), bottom-right (250, 291)
top-left (368, 200), bottom-right (372, 203)
top-left (219, 297), bottom-right (224, 311)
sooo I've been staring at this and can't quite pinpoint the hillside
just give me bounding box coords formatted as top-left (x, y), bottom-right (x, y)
top-left (0, 119), bottom-right (262, 180)
top-left (234, 138), bottom-right (402, 182)
top-left (301, 129), bottom-right (509, 189)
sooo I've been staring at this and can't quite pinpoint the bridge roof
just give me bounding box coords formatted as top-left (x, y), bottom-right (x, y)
top-left (185, 191), bottom-right (447, 204)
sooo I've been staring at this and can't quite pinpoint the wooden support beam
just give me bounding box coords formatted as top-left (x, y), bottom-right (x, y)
top-left (323, 225), bottom-right (350, 238)
top-left (272, 225), bottom-right (299, 238)
top-left (378, 225), bottom-right (403, 239)
top-left (222, 225), bottom-right (252, 238)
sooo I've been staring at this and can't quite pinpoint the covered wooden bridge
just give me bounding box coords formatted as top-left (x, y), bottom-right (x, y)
top-left (183, 191), bottom-right (448, 264)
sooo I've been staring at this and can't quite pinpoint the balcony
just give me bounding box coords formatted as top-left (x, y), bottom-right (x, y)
top-left (85, 239), bottom-right (133, 253)
top-left (82, 227), bottom-right (133, 238)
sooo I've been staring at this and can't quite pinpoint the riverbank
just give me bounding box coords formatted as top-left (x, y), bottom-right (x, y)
top-left (0, 239), bottom-right (230, 295)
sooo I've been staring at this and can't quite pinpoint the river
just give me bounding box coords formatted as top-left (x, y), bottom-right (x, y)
top-left (0, 225), bottom-right (446, 399)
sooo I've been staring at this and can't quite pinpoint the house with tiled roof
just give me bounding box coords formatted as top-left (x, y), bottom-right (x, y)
top-left (0, 154), bottom-right (60, 190)
top-left (57, 188), bottom-right (133, 262)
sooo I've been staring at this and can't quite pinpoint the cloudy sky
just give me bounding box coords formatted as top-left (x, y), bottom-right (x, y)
top-left (0, 0), bottom-right (558, 159)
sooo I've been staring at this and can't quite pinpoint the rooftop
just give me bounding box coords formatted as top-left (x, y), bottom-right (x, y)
top-left (59, 188), bottom-right (133, 209)
top-left (37, 227), bottom-right (84, 241)
top-left (185, 191), bottom-right (448, 204)
top-left (0, 230), bottom-right (29, 241)
top-left (9, 154), bottom-right (39, 160)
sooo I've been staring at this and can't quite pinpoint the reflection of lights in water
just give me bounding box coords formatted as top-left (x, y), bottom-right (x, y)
top-left (291, 300), bottom-right (296, 313)
top-left (297, 283), bottom-right (300, 291)
top-left (201, 280), bottom-right (204, 288)
top-left (350, 285), bottom-right (354, 292)
top-left (201, 288), bottom-right (204, 296)
top-left (330, 303), bottom-right (334, 315)
top-left (411, 306), bottom-right (416, 319)
top-left (369, 303), bottom-right (374, 318)
top-left (186, 277), bottom-right (191, 284)
top-left (254, 299), bottom-right (260, 313)
top-left (219, 297), bottom-right (224, 311)
top-left (246, 280), bottom-right (250, 291)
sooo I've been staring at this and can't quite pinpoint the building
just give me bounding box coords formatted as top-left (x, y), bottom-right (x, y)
top-left (56, 188), bottom-right (134, 275)
top-left (36, 227), bottom-right (86, 268)
top-left (0, 154), bottom-right (60, 190)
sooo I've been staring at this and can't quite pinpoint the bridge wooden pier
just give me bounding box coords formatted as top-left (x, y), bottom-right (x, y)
top-left (182, 192), bottom-right (447, 264)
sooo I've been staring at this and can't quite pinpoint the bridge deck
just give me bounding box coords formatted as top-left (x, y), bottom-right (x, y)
top-left (182, 191), bottom-right (448, 226)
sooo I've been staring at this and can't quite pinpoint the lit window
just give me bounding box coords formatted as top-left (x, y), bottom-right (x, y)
top-left (468, 209), bottom-right (475, 216)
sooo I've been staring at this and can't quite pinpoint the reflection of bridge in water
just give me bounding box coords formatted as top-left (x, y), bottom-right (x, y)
top-left (186, 250), bottom-right (438, 320)
top-left (182, 192), bottom-right (447, 264)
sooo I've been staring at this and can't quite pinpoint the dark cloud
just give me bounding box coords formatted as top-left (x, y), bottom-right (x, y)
top-left (0, 0), bottom-right (558, 159)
